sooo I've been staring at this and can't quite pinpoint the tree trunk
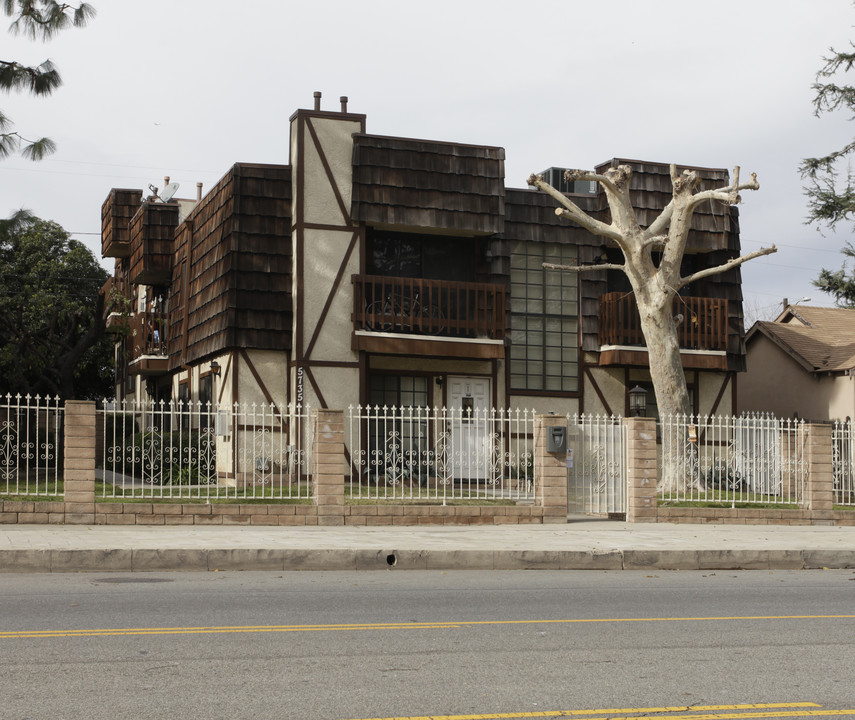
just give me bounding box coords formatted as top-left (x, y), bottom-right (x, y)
top-left (635, 294), bottom-right (691, 418)
top-left (634, 283), bottom-right (699, 494)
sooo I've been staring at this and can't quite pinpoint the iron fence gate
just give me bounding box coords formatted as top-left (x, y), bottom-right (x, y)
top-left (566, 414), bottom-right (626, 514)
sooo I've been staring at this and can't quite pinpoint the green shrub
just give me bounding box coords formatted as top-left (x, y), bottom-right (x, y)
top-left (105, 428), bottom-right (216, 485)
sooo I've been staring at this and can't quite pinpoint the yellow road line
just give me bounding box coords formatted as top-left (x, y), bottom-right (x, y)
top-left (1, 614), bottom-right (853, 640)
top-left (346, 703), bottom-right (855, 720)
top-left (345, 706), bottom-right (854, 720)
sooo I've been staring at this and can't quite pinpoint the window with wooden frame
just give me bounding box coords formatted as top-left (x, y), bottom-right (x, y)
top-left (198, 372), bottom-right (213, 430)
top-left (368, 374), bottom-right (429, 408)
top-left (509, 241), bottom-right (579, 393)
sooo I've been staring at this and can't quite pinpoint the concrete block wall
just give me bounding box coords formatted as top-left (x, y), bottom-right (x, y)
top-left (535, 414), bottom-right (569, 524)
top-left (312, 409), bottom-right (346, 526)
top-left (623, 417), bottom-right (658, 523)
top-left (61, 401), bottom-right (96, 524)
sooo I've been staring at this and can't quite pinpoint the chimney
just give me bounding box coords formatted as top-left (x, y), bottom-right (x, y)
top-left (196, 182), bottom-right (203, 201)
top-left (340, 96), bottom-right (348, 113)
top-left (313, 91), bottom-right (321, 111)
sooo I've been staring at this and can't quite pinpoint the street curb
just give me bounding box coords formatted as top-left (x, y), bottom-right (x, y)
top-left (2, 548), bottom-right (855, 573)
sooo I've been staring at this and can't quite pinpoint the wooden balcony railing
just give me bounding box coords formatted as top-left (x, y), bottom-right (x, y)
top-left (353, 275), bottom-right (505, 340)
top-left (599, 292), bottom-right (729, 351)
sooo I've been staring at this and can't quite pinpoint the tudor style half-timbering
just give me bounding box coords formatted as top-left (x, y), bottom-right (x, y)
top-left (100, 94), bottom-right (747, 424)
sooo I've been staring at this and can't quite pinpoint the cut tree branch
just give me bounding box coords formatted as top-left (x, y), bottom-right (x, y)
top-left (677, 245), bottom-right (778, 288)
top-left (643, 202), bottom-right (676, 238)
top-left (562, 168), bottom-right (620, 194)
top-left (543, 261), bottom-right (625, 273)
top-left (528, 174), bottom-right (622, 242)
top-left (641, 234), bottom-right (668, 249)
top-left (686, 166), bottom-right (760, 211)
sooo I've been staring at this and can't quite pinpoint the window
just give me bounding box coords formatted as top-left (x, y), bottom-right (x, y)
top-left (198, 373), bottom-right (213, 430)
top-left (369, 375), bottom-right (429, 408)
top-left (367, 230), bottom-right (476, 282)
top-left (509, 242), bottom-right (579, 392)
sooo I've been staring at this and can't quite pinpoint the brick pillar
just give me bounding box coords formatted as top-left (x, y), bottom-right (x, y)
top-left (63, 400), bottom-right (96, 524)
top-left (535, 414), bottom-right (568, 524)
top-left (312, 409), bottom-right (345, 526)
top-left (804, 423), bottom-right (833, 521)
top-left (623, 416), bottom-right (658, 523)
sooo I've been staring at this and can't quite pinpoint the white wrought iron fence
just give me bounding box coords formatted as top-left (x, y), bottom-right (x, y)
top-left (566, 414), bottom-right (625, 514)
top-left (832, 420), bottom-right (855, 507)
top-left (98, 400), bottom-right (312, 499)
top-left (346, 405), bottom-right (535, 501)
top-left (658, 413), bottom-right (806, 506)
top-left (0, 394), bottom-right (64, 498)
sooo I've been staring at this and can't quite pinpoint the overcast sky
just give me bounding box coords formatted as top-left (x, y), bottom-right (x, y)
top-left (2, 0), bottom-right (853, 320)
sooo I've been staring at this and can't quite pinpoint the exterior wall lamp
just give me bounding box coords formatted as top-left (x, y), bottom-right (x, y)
top-left (629, 385), bottom-right (648, 417)
top-left (210, 360), bottom-right (221, 376)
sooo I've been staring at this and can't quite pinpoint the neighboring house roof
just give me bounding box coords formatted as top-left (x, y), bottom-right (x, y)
top-left (747, 306), bottom-right (855, 373)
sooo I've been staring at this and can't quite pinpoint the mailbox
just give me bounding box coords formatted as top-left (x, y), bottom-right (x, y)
top-left (546, 426), bottom-right (567, 453)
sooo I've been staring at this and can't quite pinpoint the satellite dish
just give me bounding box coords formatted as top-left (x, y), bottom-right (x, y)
top-left (160, 182), bottom-right (180, 202)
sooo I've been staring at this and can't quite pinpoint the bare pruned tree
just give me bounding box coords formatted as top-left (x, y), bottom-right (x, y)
top-left (528, 163), bottom-right (776, 421)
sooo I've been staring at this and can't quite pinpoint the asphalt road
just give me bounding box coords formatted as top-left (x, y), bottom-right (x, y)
top-left (1, 570), bottom-right (854, 720)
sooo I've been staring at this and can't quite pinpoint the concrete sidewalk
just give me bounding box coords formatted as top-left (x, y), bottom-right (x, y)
top-left (2, 520), bottom-right (855, 572)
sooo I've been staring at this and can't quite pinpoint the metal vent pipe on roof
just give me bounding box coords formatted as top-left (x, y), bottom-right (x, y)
top-left (196, 182), bottom-right (203, 201)
top-left (340, 96), bottom-right (348, 112)
top-left (313, 91), bottom-right (321, 111)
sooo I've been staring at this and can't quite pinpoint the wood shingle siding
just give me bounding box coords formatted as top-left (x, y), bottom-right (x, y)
top-left (101, 189), bottom-right (143, 259)
top-left (167, 163), bottom-right (292, 368)
top-left (351, 134), bottom-right (505, 234)
top-left (128, 201), bottom-right (179, 285)
top-left (594, 159), bottom-right (734, 253)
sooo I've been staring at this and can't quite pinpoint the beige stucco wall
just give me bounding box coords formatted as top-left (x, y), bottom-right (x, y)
top-left (585, 366), bottom-right (626, 417)
top-left (828, 374), bottom-right (855, 420)
top-left (302, 229), bottom-right (359, 360)
top-left (301, 365), bottom-right (359, 412)
top-left (235, 350), bottom-right (288, 409)
top-left (288, 112), bottom-right (362, 414)
top-left (301, 117), bottom-right (359, 225)
top-left (739, 334), bottom-right (853, 420)
top-left (508, 395), bottom-right (581, 416)
top-left (697, 372), bottom-right (733, 416)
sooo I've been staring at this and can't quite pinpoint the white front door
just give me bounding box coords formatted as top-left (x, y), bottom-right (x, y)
top-left (447, 377), bottom-right (491, 479)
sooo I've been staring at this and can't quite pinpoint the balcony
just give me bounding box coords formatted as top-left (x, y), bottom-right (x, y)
top-left (101, 189), bottom-right (143, 259)
top-left (352, 274), bottom-right (506, 359)
top-left (126, 311), bottom-right (169, 375)
top-left (598, 292), bottom-right (729, 370)
top-left (128, 202), bottom-right (178, 285)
